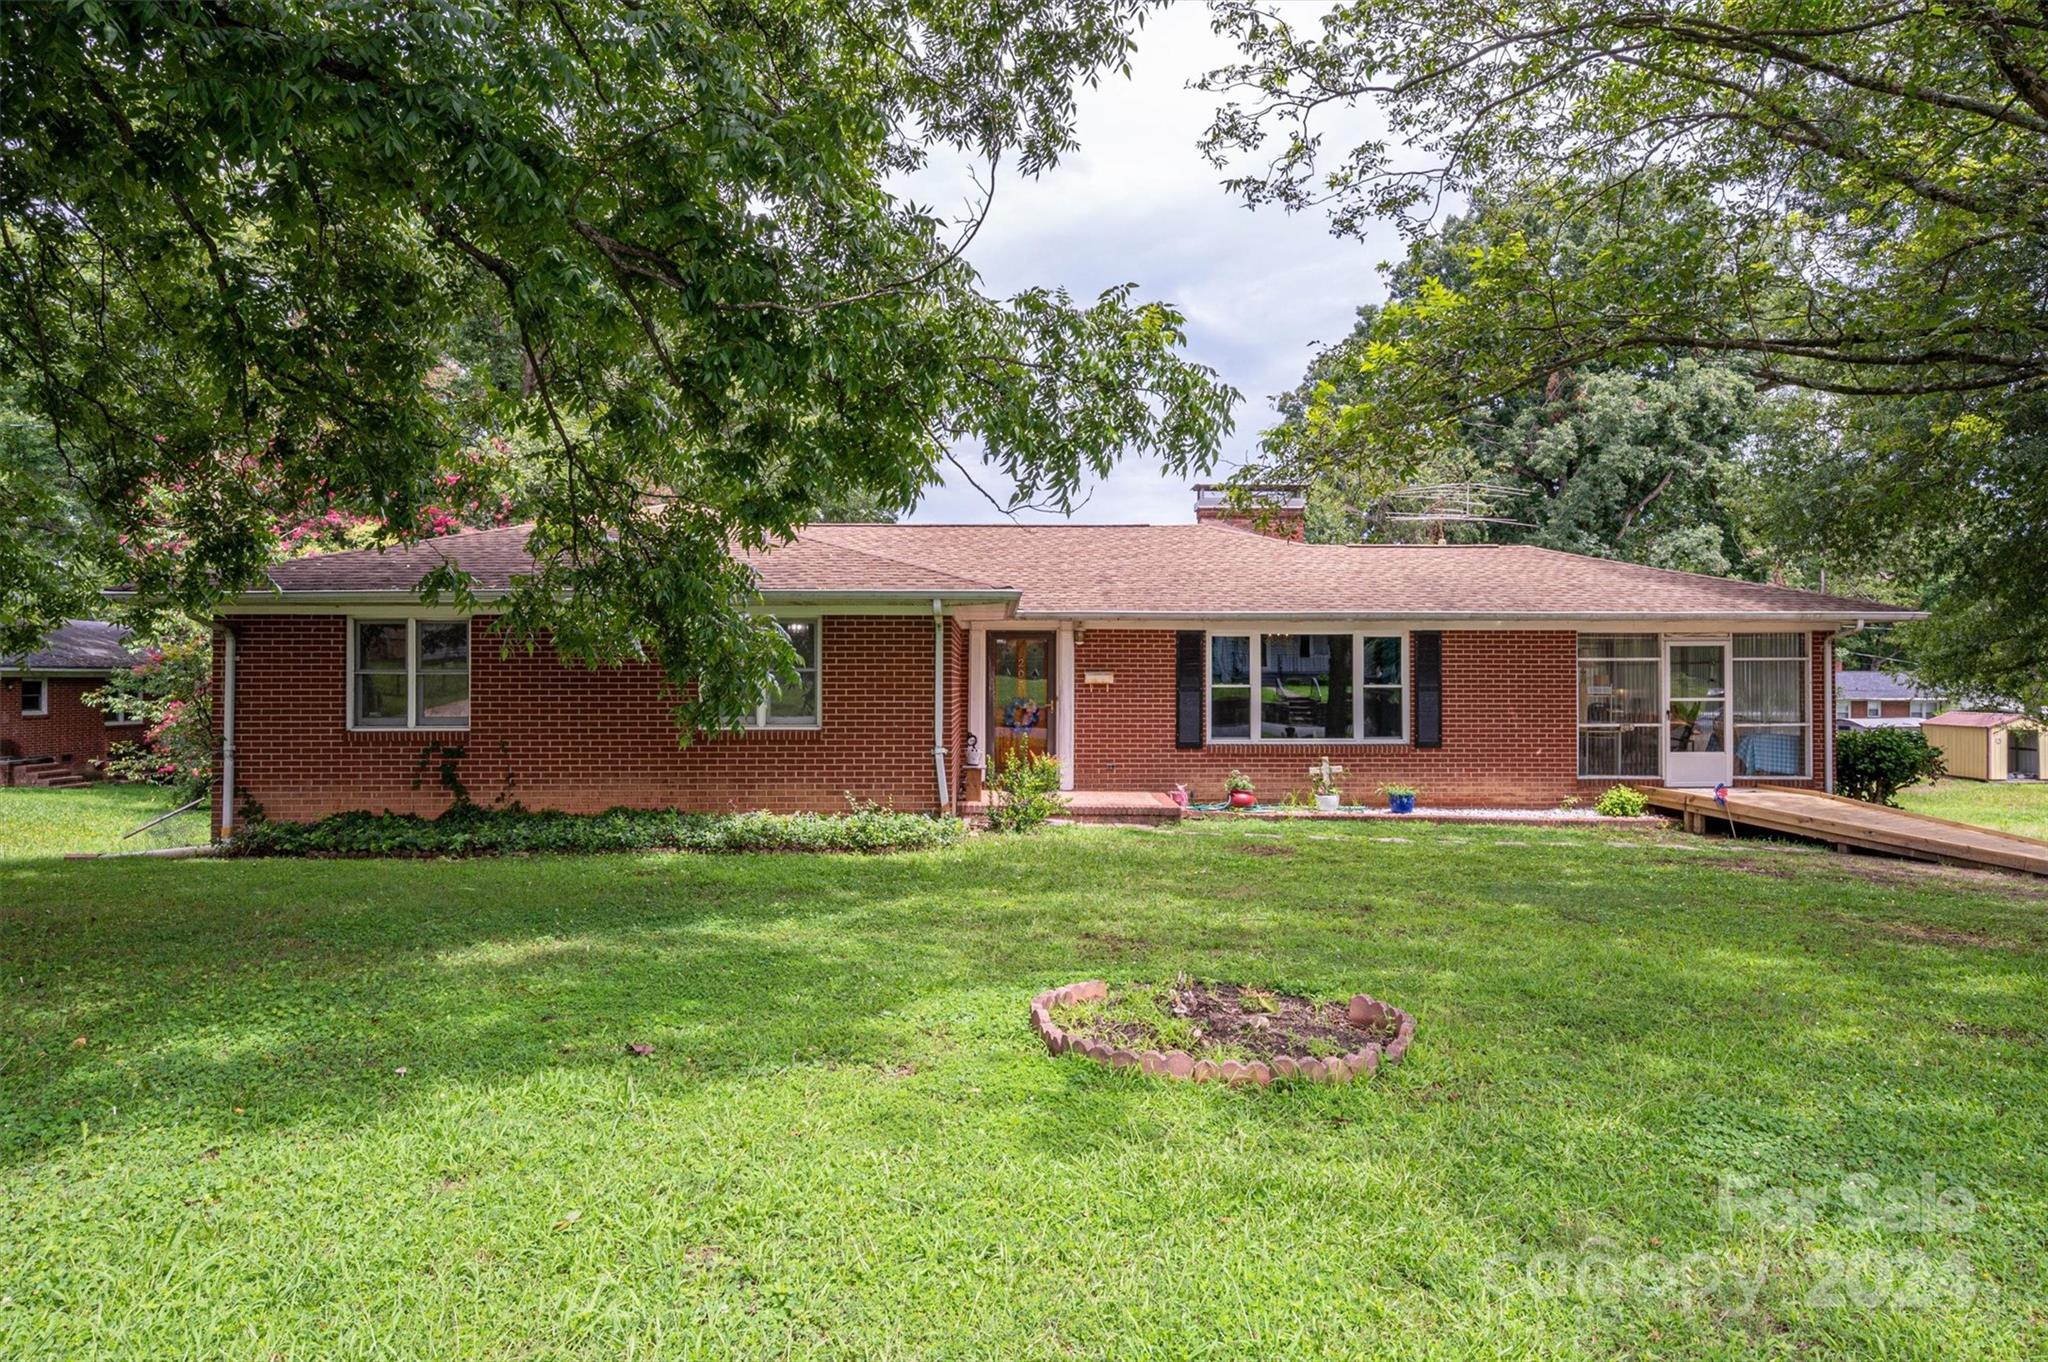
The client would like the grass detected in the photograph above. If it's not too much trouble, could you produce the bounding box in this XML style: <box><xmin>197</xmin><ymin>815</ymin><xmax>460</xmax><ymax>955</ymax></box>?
<box><xmin>0</xmin><ymin>783</ymin><xmax>208</xmax><ymax>858</ymax></box>
<box><xmin>1897</xmin><ymin>778</ymin><xmax>2048</xmax><ymax>841</ymax></box>
<box><xmin>4</xmin><ymin>795</ymin><xmax>2047</xmax><ymax>1357</ymax></box>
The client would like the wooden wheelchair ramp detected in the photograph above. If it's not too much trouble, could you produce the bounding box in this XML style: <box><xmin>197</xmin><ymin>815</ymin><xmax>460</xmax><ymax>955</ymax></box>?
<box><xmin>1641</xmin><ymin>785</ymin><xmax>2048</xmax><ymax>877</ymax></box>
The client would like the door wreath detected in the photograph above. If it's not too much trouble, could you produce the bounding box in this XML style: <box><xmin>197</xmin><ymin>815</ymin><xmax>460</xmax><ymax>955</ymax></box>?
<box><xmin>1002</xmin><ymin>697</ymin><xmax>1043</xmax><ymax>733</ymax></box>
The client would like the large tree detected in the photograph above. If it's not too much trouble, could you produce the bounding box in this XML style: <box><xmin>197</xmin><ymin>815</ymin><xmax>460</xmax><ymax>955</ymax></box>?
<box><xmin>1270</xmin><ymin>186</ymin><xmax>1763</xmax><ymax>575</ymax></box>
<box><xmin>0</xmin><ymin>0</ymin><xmax>1235</xmax><ymax>729</ymax></box>
<box><xmin>1202</xmin><ymin>1</ymin><xmax>2046</xmax><ymax>698</ymax></box>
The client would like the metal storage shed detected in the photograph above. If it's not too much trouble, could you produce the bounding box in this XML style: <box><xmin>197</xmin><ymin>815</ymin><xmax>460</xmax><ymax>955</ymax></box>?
<box><xmin>1923</xmin><ymin>712</ymin><xmax>2041</xmax><ymax>781</ymax></box>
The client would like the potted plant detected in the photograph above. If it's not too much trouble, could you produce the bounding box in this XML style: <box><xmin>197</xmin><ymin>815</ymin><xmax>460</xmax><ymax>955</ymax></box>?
<box><xmin>1378</xmin><ymin>781</ymin><xmax>1419</xmax><ymax>814</ymax></box>
<box><xmin>1224</xmin><ymin>770</ymin><xmax>1257</xmax><ymax>809</ymax></box>
<box><xmin>1308</xmin><ymin>757</ymin><xmax>1345</xmax><ymax>813</ymax></box>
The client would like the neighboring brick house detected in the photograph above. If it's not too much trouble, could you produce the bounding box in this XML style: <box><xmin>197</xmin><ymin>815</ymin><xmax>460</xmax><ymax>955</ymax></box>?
<box><xmin>0</xmin><ymin>621</ymin><xmax>146</xmax><ymax>786</ymax></box>
<box><xmin>182</xmin><ymin>490</ymin><xmax>1914</xmax><ymax>837</ymax></box>
<box><xmin>1833</xmin><ymin>668</ymin><xmax>1944</xmax><ymax>728</ymax></box>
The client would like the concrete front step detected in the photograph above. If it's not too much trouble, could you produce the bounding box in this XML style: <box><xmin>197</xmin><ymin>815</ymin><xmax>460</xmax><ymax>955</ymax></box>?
<box><xmin>17</xmin><ymin>764</ymin><xmax>97</xmax><ymax>789</ymax></box>
<box><xmin>963</xmin><ymin>789</ymin><xmax>1185</xmax><ymax>826</ymax></box>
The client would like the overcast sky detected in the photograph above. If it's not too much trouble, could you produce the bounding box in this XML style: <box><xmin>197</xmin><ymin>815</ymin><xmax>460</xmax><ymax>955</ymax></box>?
<box><xmin>904</xmin><ymin>2</ymin><xmax>1407</xmax><ymax>526</ymax></box>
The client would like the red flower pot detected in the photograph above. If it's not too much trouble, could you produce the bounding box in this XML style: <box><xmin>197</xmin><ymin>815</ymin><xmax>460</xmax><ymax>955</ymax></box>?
<box><xmin>1229</xmin><ymin>790</ymin><xmax>1257</xmax><ymax>809</ymax></box>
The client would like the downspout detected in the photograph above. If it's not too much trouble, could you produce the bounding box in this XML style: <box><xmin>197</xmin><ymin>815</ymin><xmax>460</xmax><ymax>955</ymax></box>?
<box><xmin>931</xmin><ymin>599</ymin><xmax>952</xmax><ymax>813</ymax></box>
<box><xmin>219</xmin><ymin>625</ymin><xmax>238</xmax><ymax>841</ymax></box>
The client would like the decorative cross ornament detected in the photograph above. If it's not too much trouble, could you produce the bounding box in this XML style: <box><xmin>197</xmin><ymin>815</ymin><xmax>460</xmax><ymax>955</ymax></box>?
<box><xmin>1308</xmin><ymin>757</ymin><xmax>1345</xmax><ymax>789</ymax></box>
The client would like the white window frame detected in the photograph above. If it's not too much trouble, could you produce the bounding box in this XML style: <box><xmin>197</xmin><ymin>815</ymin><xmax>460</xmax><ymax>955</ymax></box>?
<box><xmin>743</xmin><ymin>615</ymin><xmax>822</xmax><ymax>731</ymax></box>
<box><xmin>1205</xmin><ymin>630</ymin><xmax>1408</xmax><ymax>745</ymax></box>
<box><xmin>19</xmin><ymin>677</ymin><xmax>48</xmax><ymax>717</ymax></box>
<box><xmin>103</xmin><ymin>692</ymin><xmax>149</xmax><ymax>727</ymax></box>
<box><xmin>1731</xmin><ymin>632</ymin><xmax>1810</xmax><ymax>779</ymax></box>
<box><xmin>1576</xmin><ymin>634</ymin><xmax>1662</xmax><ymax>779</ymax></box>
<box><xmin>346</xmin><ymin>617</ymin><xmax>471</xmax><ymax>732</ymax></box>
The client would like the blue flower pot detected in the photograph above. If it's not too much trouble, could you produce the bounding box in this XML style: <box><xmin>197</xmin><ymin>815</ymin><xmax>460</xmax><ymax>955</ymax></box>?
<box><xmin>1388</xmin><ymin>793</ymin><xmax>1416</xmax><ymax>814</ymax></box>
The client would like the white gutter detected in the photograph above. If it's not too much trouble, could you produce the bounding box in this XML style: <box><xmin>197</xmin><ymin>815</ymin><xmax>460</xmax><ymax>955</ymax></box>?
<box><xmin>0</xmin><ymin>667</ymin><xmax>126</xmax><ymax>678</ymax></box>
<box><xmin>931</xmin><ymin>599</ymin><xmax>951</xmax><ymax>813</ymax></box>
<box><xmin>219</xmin><ymin>626</ymin><xmax>238</xmax><ymax>840</ymax></box>
<box><xmin>195</xmin><ymin>587</ymin><xmax>1020</xmax><ymax>611</ymax></box>
<box><xmin>1020</xmin><ymin>609</ymin><xmax>1927</xmax><ymax>624</ymax></box>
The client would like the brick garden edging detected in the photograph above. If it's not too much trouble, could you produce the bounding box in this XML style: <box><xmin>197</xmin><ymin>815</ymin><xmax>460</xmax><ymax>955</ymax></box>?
<box><xmin>1031</xmin><ymin>981</ymin><xmax>1415</xmax><ymax>1086</ymax></box>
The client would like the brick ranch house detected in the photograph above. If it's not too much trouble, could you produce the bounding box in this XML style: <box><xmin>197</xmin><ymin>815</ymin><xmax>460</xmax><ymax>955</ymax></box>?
<box><xmin>184</xmin><ymin>492</ymin><xmax>1914</xmax><ymax>836</ymax></box>
<box><xmin>0</xmin><ymin>620</ymin><xmax>146</xmax><ymax>786</ymax></box>
<box><xmin>1832</xmin><ymin>667</ymin><xmax>1945</xmax><ymax>728</ymax></box>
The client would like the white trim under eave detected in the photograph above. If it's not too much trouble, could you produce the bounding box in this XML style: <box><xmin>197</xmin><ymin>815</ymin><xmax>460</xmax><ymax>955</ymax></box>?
<box><xmin>203</xmin><ymin>589</ymin><xmax>1018</xmax><ymax>616</ymax></box>
<box><xmin>0</xmin><ymin>667</ymin><xmax>124</xmax><ymax>678</ymax></box>
<box><xmin>1011</xmin><ymin>611</ymin><xmax>1924</xmax><ymax>629</ymax></box>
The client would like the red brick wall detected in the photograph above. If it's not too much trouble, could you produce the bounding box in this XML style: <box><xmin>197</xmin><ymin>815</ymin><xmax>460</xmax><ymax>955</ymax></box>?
<box><xmin>1</xmin><ymin>676</ymin><xmax>126</xmax><ymax>771</ymax></box>
<box><xmin>1066</xmin><ymin>628</ymin><xmax>1578</xmax><ymax>805</ymax></box>
<box><xmin>213</xmin><ymin>616</ymin><xmax>1833</xmax><ymax>828</ymax></box>
<box><xmin>1063</xmin><ymin>627</ymin><xmax>1831</xmax><ymax>806</ymax></box>
<box><xmin>215</xmin><ymin>614</ymin><xmax>950</xmax><ymax>831</ymax></box>
<box><xmin>1840</xmin><ymin>697</ymin><xmax>1911</xmax><ymax>719</ymax></box>
<box><xmin>1193</xmin><ymin>508</ymin><xmax>1307</xmax><ymax>540</ymax></box>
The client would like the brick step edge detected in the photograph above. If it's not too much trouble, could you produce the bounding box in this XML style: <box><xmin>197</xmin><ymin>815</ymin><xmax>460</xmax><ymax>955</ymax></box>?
<box><xmin>1029</xmin><ymin>980</ymin><xmax>1413</xmax><ymax>1087</ymax></box>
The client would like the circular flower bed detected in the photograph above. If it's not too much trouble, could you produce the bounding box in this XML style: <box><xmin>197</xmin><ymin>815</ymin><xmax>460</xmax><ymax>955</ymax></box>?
<box><xmin>1030</xmin><ymin>979</ymin><xmax>1414</xmax><ymax>1086</ymax></box>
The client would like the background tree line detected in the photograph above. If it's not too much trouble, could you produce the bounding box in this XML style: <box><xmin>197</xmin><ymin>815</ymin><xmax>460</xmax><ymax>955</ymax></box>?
<box><xmin>1207</xmin><ymin>1</ymin><xmax>2048</xmax><ymax>720</ymax></box>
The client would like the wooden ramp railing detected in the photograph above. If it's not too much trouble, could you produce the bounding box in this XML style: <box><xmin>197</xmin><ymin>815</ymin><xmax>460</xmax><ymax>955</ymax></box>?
<box><xmin>1638</xmin><ymin>784</ymin><xmax>2048</xmax><ymax>877</ymax></box>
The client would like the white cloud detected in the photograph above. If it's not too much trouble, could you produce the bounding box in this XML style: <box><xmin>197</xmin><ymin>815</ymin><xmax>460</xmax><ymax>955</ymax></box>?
<box><xmin>903</xmin><ymin>2</ymin><xmax>1405</xmax><ymax>525</ymax></box>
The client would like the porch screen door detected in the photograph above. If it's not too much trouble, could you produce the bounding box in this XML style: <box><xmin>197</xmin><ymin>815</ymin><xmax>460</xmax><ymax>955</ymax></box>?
<box><xmin>1666</xmin><ymin>639</ymin><xmax>1732</xmax><ymax>787</ymax></box>
<box><xmin>988</xmin><ymin>632</ymin><xmax>1056</xmax><ymax>771</ymax></box>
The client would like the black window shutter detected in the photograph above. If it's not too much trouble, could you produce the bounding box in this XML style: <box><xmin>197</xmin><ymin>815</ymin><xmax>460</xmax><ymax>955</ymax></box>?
<box><xmin>1413</xmin><ymin>631</ymin><xmax>1443</xmax><ymax>748</ymax></box>
<box><xmin>1175</xmin><ymin>631</ymin><xmax>1205</xmax><ymax>748</ymax></box>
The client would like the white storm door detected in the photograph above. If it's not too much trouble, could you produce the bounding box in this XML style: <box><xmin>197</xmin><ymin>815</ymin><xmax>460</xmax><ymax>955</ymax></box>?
<box><xmin>1665</xmin><ymin>639</ymin><xmax>1733</xmax><ymax>787</ymax></box>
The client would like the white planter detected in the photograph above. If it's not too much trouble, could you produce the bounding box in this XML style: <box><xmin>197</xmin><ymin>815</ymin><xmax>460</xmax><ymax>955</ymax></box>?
<box><xmin>1316</xmin><ymin>792</ymin><xmax>1341</xmax><ymax>812</ymax></box>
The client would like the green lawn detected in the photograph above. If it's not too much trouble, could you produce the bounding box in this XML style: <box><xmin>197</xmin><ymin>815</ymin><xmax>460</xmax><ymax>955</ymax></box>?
<box><xmin>1898</xmin><ymin>778</ymin><xmax>2048</xmax><ymax>842</ymax></box>
<box><xmin>0</xmin><ymin>782</ymin><xmax>210</xmax><ymax>858</ymax></box>
<box><xmin>3</xmin><ymin>797</ymin><xmax>2045</xmax><ymax>1357</ymax></box>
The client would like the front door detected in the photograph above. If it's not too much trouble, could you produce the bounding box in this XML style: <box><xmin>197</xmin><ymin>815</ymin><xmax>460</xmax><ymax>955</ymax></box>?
<box><xmin>988</xmin><ymin>632</ymin><xmax>1057</xmax><ymax>772</ymax></box>
<box><xmin>1666</xmin><ymin>639</ymin><xmax>1732</xmax><ymax>787</ymax></box>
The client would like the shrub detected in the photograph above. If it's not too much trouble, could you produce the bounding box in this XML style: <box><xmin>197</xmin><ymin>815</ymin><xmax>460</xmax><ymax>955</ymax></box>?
<box><xmin>984</xmin><ymin>748</ymin><xmax>1068</xmax><ymax>833</ymax></box>
<box><xmin>86</xmin><ymin>617</ymin><xmax>213</xmax><ymax>798</ymax></box>
<box><xmin>1836</xmin><ymin>727</ymin><xmax>1947</xmax><ymax>806</ymax></box>
<box><xmin>226</xmin><ymin>804</ymin><xmax>965</xmax><ymax>858</ymax></box>
<box><xmin>1593</xmin><ymin>785</ymin><xmax>1650</xmax><ymax>818</ymax></box>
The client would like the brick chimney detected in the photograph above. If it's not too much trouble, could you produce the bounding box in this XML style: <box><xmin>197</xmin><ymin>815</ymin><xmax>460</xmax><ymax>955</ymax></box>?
<box><xmin>1194</xmin><ymin>483</ymin><xmax>1308</xmax><ymax>541</ymax></box>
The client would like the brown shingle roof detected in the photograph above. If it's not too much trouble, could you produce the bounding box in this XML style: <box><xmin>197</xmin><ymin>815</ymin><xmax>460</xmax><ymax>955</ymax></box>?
<box><xmin>741</xmin><ymin>534</ymin><xmax>1004</xmax><ymax>595</ymax></box>
<box><xmin>802</xmin><ymin>524</ymin><xmax>1905</xmax><ymax>619</ymax></box>
<box><xmin>0</xmin><ymin>620</ymin><xmax>142</xmax><ymax>673</ymax></box>
<box><xmin>239</xmin><ymin>521</ymin><xmax>1911</xmax><ymax>621</ymax></box>
<box><xmin>262</xmin><ymin>526</ymin><xmax>542</xmax><ymax>595</ymax></box>
<box><xmin>254</xmin><ymin>524</ymin><xmax>1008</xmax><ymax>598</ymax></box>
